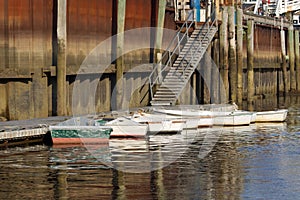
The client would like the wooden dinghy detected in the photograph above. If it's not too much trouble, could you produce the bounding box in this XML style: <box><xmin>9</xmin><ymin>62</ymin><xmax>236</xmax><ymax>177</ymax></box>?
<box><xmin>49</xmin><ymin>125</ymin><xmax>112</xmax><ymax>145</ymax></box>
<box><xmin>96</xmin><ymin>117</ymin><xmax>149</xmax><ymax>138</ymax></box>
<box><xmin>255</xmin><ymin>109</ymin><xmax>288</xmax><ymax>122</ymax></box>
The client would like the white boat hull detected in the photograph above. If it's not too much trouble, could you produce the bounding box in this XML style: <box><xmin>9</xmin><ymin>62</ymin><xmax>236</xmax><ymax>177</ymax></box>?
<box><xmin>255</xmin><ymin>109</ymin><xmax>288</xmax><ymax>122</ymax></box>
<box><xmin>101</xmin><ymin>117</ymin><xmax>149</xmax><ymax>137</ymax></box>
<box><xmin>212</xmin><ymin>112</ymin><xmax>253</xmax><ymax>126</ymax></box>
<box><xmin>109</xmin><ymin>125</ymin><xmax>148</xmax><ymax>137</ymax></box>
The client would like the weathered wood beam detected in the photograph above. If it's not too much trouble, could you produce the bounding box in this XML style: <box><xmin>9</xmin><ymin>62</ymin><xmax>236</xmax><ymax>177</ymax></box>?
<box><xmin>228</xmin><ymin>6</ymin><xmax>237</xmax><ymax>103</ymax></box>
<box><xmin>155</xmin><ymin>0</ymin><xmax>166</xmax><ymax>53</ymax></box>
<box><xmin>116</xmin><ymin>0</ymin><xmax>126</xmax><ymax>110</ymax></box>
<box><xmin>236</xmin><ymin>6</ymin><xmax>243</xmax><ymax>106</ymax></box>
<box><xmin>295</xmin><ymin>30</ymin><xmax>300</xmax><ymax>92</ymax></box>
<box><xmin>247</xmin><ymin>19</ymin><xmax>254</xmax><ymax>110</ymax></box>
<box><xmin>288</xmin><ymin>25</ymin><xmax>296</xmax><ymax>91</ymax></box>
<box><xmin>219</xmin><ymin>6</ymin><xmax>229</xmax><ymax>102</ymax></box>
<box><xmin>243</xmin><ymin>13</ymin><xmax>291</xmax><ymax>29</ymax></box>
<box><xmin>281</xmin><ymin>28</ymin><xmax>289</xmax><ymax>95</ymax></box>
<box><xmin>57</xmin><ymin>0</ymin><xmax>67</xmax><ymax>116</ymax></box>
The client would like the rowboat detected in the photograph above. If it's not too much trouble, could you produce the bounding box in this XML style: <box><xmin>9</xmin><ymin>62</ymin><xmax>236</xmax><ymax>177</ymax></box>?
<box><xmin>134</xmin><ymin>112</ymin><xmax>213</xmax><ymax>129</ymax></box>
<box><xmin>212</xmin><ymin>111</ymin><xmax>254</xmax><ymax>126</ymax></box>
<box><xmin>152</xmin><ymin>108</ymin><xmax>254</xmax><ymax>126</ymax></box>
<box><xmin>49</xmin><ymin>125</ymin><xmax>112</xmax><ymax>145</ymax></box>
<box><xmin>96</xmin><ymin>117</ymin><xmax>149</xmax><ymax>138</ymax></box>
<box><xmin>131</xmin><ymin>113</ymin><xmax>185</xmax><ymax>133</ymax></box>
<box><xmin>255</xmin><ymin>109</ymin><xmax>288</xmax><ymax>122</ymax></box>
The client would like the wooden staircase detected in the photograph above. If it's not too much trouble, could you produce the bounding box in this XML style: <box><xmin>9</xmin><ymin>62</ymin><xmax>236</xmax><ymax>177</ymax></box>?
<box><xmin>149</xmin><ymin>11</ymin><xmax>217</xmax><ymax>106</ymax></box>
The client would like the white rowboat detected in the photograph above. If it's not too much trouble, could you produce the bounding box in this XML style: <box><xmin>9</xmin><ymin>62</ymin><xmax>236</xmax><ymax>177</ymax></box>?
<box><xmin>255</xmin><ymin>109</ymin><xmax>288</xmax><ymax>122</ymax></box>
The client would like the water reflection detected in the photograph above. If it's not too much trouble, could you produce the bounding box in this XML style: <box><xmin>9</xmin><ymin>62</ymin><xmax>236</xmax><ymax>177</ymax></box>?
<box><xmin>1</xmin><ymin>96</ymin><xmax>300</xmax><ymax>199</ymax></box>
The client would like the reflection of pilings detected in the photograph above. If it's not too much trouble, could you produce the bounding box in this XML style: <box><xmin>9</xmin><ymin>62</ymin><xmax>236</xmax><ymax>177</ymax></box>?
<box><xmin>55</xmin><ymin>169</ymin><xmax>69</xmax><ymax>200</ymax></box>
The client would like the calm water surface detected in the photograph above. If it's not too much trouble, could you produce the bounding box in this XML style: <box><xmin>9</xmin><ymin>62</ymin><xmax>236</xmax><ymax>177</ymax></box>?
<box><xmin>1</xmin><ymin>98</ymin><xmax>300</xmax><ymax>199</ymax></box>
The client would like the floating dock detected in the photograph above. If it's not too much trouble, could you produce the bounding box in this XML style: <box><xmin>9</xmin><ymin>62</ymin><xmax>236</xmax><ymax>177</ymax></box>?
<box><xmin>0</xmin><ymin>116</ymin><xmax>69</xmax><ymax>147</ymax></box>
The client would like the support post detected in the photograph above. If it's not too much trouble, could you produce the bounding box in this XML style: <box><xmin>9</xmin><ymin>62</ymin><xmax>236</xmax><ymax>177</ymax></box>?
<box><xmin>57</xmin><ymin>0</ymin><xmax>67</xmax><ymax>116</ymax></box>
<box><xmin>288</xmin><ymin>24</ymin><xmax>296</xmax><ymax>91</ymax></box>
<box><xmin>281</xmin><ymin>27</ymin><xmax>288</xmax><ymax>95</ymax></box>
<box><xmin>116</xmin><ymin>0</ymin><xmax>126</xmax><ymax>110</ymax></box>
<box><xmin>236</xmin><ymin>6</ymin><xmax>243</xmax><ymax>106</ymax></box>
<box><xmin>295</xmin><ymin>30</ymin><xmax>300</xmax><ymax>92</ymax></box>
<box><xmin>247</xmin><ymin>19</ymin><xmax>254</xmax><ymax>110</ymax></box>
<box><xmin>212</xmin><ymin>39</ymin><xmax>220</xmax><ymax>103</ymax></box>
<box><xmin>155</xmin><ymin>0</ymin><xmax>166</xmax><ymax>54</ymax></box>
<box><xmin>219</xmin><ymin>6</ymin><xmax>229</xmax><ymax>102</ymax></box>
<box><xmin>228</xmin><ymin>6</ymin><xmax>237</xmax><ymax>103</ymax></box>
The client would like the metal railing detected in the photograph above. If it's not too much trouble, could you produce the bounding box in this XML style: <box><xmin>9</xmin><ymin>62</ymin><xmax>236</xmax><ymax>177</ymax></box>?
<box><xmin>170</xmin><ymin>9</ymin><xmax>217</xmax><ymax>102</ymax></box>
<box><xmin>148</xmin><ymin>8</ymin><xmax>217</xmax><ymax>101</ymax></box>
<box><xmin>148</xmin><ymin>11</ymin><xmax>194</xmax><ymax>100</ymax></box>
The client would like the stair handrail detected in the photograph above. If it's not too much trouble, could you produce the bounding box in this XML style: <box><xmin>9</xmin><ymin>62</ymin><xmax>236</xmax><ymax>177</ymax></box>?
<box><xmin>172</xmin><ymin>8</ymin><xmax>217</xmax><ymax>101</ymax></box>
<box><xmin>149</xmin><ymin>11</ymin><xmax>195</xmax><ymax>99</ymax></box>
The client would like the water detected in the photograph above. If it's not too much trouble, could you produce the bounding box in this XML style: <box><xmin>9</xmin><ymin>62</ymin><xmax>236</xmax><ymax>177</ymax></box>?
<box><xmin>1</xmin><ymin>98</ymin><xmax>300</xmax><ymax>199</ymax></box>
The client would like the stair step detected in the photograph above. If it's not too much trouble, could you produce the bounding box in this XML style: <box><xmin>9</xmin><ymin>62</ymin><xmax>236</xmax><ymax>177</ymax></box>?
<box><xmin>151</xmin><ymin>97</ymin><xmax>177</xmax><ymax>101</ymax></box>
<box><xmin>154</xmin><ymin>95</ymin><xmax>177</xmax><ymax>98</ymax></box>
<box><xmin>156</xmin><ymin>91</ymin><xmax>176</xmax><ymax>95</ymax></box>
<box><xmin>150</xmin><ymin>101</ymin><xmax>173</xmax><ymax>106</ymax></box>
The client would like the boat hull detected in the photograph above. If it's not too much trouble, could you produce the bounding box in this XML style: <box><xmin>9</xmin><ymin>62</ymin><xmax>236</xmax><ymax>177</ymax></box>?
<box><xmin>109</xmin><ymin>125</ymin><xmax>148</xmax><ymax>138</ymax></box>
<box><xmin>49</xmin><ymin>126</ymin><xmax>112</xmax><ymax>145</ymax></box>
<box><xmin>212</xmin><ymin>112</ymin><xmax>253</xmax><ymax>126</ymax></box>
<box><xmin>255</xmin><ymin>109</ymin><xmax>288</xmax><ymax>122</ymax></box>
<box><xmin>147</xmin><ymin>121</ymin><xmax>185</xmax><ymax>133</ymax></box>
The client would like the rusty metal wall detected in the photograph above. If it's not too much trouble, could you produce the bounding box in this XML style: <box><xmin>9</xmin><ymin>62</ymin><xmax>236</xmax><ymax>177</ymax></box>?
<box><xmin>66</xmin><ymin>0</ymin><xmax>113</xmax><ymax>75</ymax></box>
<box><xmin>0</xmin><ymin>0</ymin><xmax>53</xmax><ymax>77</ymax></box>
<box><xmin>0</xmin><ymin>0</ymin><xmax>53</xmax><ymax>120</ymax></box>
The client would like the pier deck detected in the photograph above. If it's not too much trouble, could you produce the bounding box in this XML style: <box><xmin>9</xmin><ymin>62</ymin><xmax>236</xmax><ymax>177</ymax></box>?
<box><xmin>0</xmin><ymin>116</ymin><xmax>70</xmax><ymax>146</ymax></box>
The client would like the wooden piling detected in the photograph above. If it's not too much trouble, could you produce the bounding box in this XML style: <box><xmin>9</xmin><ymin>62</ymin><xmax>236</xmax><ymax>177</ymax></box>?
<box><xmin>203</xmin><ymin>44</ymin><xmax>212</xmax><ymax>104</ymax></box>
<box><xmin>295</xmin><ymin>30</ymin><xmax>300</xmax><ymax>92</ymax></box>
<box><xmin>228</xmin><ymin>6</ymin><xmax>237</xmax><ymax>103</ymax></box>
<box><xmin>0</xmin><ymin>83</ymin><xmax>7</xmax><ymax>119</ymax></box>
<box><xmin>288</xmin><ymin>24</ymin><xmax>296</xmax><ymax>91</ymax></box>
<box><xmin>247</xmin><ymin>19</ymin><xmax>254</xmax><ymax>109</ymax></box>
<box><xmin>155</xmin><ymin>0</ymin><xmax>166</xmax><ymax>54</ymax></box>
<box><xmin>281</xmin><ymin>27</ymin><xmax>288</xmax><ymax>95</ymax></box>
<box><xmin>212</xmin><ymin>39</ymin><xmax>220</xmax><ymax>103</ymax></box>
<box><xmin>219</xmin><ymin>6</ymin><xmax>229</xmax><ymax>102</ymax></box>
<box><xmin>236</xmin><ymin>6</ymin><xmax>243</xmax><ymax>106</ymax></box>
<box><xmin>57</xmin><ymin>0</ymin><xmax>67</xmax><ymax>116</ymax></box>
<box><xmin>116</xmin><ymin>0</ymin><xmax>126</xmax><ymax>110</ymax></box>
